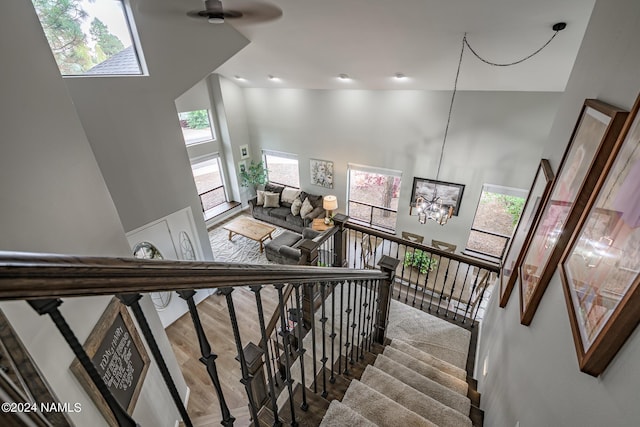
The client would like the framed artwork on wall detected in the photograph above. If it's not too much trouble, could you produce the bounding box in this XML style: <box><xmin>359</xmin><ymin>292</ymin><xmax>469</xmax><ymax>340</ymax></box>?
<box><xmin>239</xmin><ymin>144</ymin><xmax>250</xmax><ymax>159</ymax></box>
<box><xmin>310</xmin><ymin>158</ymin><xmax>334</xmax><ymax>188</ymax></box>
<box><xmin>238</xmin><ymin>160</ymin><xmax>247</xmax><ymax>175</ymax></box>
<box><xmin>70</xmin><ymin>298</ymin><xmax>150</xmax><ymax>426</ymax></box>
<box><xmin>518</xmin><ymin>99</ymin><xmax>628</xmax><ymax>325</ymax></box>
<box><xmin>560</xmin><ymin>94</ymin><xmax>640</xmax><ymax>376</ymax></box>
<box><xmin>500</xmin><ymin>159</ymin><xmax>554</xmax><ymax>307</ymax></box>
<box><xmin>410</xmin><ymin>178</ymin><xmax>465</xmax><ymax>216</ymax></box>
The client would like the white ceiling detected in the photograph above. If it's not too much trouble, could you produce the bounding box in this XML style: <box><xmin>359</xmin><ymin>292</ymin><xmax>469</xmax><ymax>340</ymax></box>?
<box><xmin>156</xmin><ymin>0</ymin><xmax>597</xmax><ymax>91</ymax></box>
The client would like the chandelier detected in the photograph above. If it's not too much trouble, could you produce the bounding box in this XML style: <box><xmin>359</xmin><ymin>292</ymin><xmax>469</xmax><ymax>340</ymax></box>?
<box><xmin>414</xmin><ymin>23</ymin><xmax>566</xmax><ymax>226</ymax></box>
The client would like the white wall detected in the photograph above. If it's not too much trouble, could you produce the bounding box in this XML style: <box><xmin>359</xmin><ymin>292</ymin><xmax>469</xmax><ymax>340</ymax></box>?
<box><xmin>0</xmin><ymin>1</ymin><xmax>189</xmax><ymax>425</ymax></box>
<box><xmin>476</xmin><ymin>0</ymin><xmax>640</xmax><ymax>426</ymax></box>
<box><xmin>240</xmin><ymin>88</ymin><xmax>560</xmax><ymax>249</ymax></box>
<box><xmin>63</xmin><ymin>0</ymin><xmax>250</xmax><ymax>262</ymax></box>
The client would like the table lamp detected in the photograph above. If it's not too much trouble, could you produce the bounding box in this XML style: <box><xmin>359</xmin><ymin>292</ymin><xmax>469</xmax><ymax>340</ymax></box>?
<box><xmin>323</xmin><ymin>195</ymin><xmax>338</xmax><ymax>224</ymax></box>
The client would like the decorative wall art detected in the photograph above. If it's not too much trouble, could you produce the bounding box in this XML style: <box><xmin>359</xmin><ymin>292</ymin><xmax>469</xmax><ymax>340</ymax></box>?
<box><xmin>560</xmin><ymin>94</ymin><xmax>640</xmax><ymax>376</ymax></box>
<box><xmin>310</xmin><ymin>159</ymin><xmax>334</xmax><ymax>188</ymax></box>
<box><xmin>239</xmin><ymin>144</ymin><xmax>250</xmax><ymax>159</ymax></box>
<box><xmin>410</xmin><ymin>178</ymin><xmax>465</xmax><ymax>216</ymax></box>
<box><xmin>238</xmin><ymin>160</ymin><xmax>247</xmax><ymax>175</ymax></box>
<box><xmin>70</xmin><ymin>298</ymin><xmax>150</xmax><ymax>426</ymax></box>
<box><xmin>500</xmin><ymin>159</ymin><xmax>555</xmax><ymax>307</ymax></box>
<box><xmin>518</xmin><ymin>99</ymin><xmax>628</xmax><ymax>325</ymax></box>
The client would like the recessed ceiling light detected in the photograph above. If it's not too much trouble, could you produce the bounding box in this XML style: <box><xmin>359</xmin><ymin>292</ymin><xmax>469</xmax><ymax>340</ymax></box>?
<box><xmin>268</xmin><ymin>75</ymin><xmax>281</xmax><ymax>82</ymax></box>
<box><xmin>394</xmin><ymin>73</ymin><xmax>407</xmax><ymax>79</ymax></box>
<box><xmin>234</xmin><ymin>75</ymin><xmax>246</xmax><ymax>81</ymax></box>
<box><xmin>338</xmin><ymin>73</ymin><xmax>351</xmax><ymax>80</ymax></box>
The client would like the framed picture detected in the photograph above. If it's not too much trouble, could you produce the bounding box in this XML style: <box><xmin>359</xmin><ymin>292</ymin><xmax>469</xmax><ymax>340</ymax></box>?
<box><xmin>518</xmin><ymin>99</ymin><xmax>628</xmax><ymax>325</ymax></box>
<box><xmin>560</xmin><ymin>94</ymin><xmax>640</xmax><ymax>376</ymax></box>
<box><xmin>500</xmin><ymin>159</ymin><xmax>554</xmax><ymax>307</ymax></box>
<box><xmin>410</xmin><ymin>177</ymin><xmax>465</xmax><ymax>216</ymax></box>
<box><xmin>310</xmin><ymin>158</ymin><xmax>334</xmax><ymax>188</ymax></box>
<box><xmin>239</xmin><ymin>144</ymin><xmax>250</xmax><ymax>159</ymax></box>
<box><xmin>70</xmin><ymin>298</ymin><xmax>150</xmax><ymax>426</ymax></box>
<box><xmin>238</xmin><ymin>160</ymin><xmax>247</xmax><ymax>175</ymax></box>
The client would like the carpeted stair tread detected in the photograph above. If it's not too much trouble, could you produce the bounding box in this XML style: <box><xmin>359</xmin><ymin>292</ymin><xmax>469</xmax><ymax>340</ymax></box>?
<box><xmin>390</xmin><ymin>339</ymin><xmax>467</xmax><ymax>380</ymax></box>
<box><xmin>387</xmin><ymin>299</ymin><xmax>470</xmax><ymax>369</ymax></box>
<box><xmin>360</xmin><ymin>365</ymin><xmax>472</xmax><ymax>427</ymax></box>
<box><xmin>319</xmin><ymin>400</ymin><xmax>377</xmax><ymax>427</ymax></box>
<box><xmin>374</xmin><ymin>354</ymin><xmax>471</xmax><ymax>416</ymax></box>
<box><xmin>383</xmin><ymin>346</ymin><xmax>468</xmax><ymax>395</ymax></box>
<box><xmin>342</xmin><ymin>380</ymin><xmax>438</xmax><ymax>427</ymax></box>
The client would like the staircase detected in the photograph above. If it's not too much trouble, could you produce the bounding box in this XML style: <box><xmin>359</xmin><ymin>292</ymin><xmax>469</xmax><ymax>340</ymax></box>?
<box><xmin>260</xmin><ymin>294</ymin><xmax>484</xmax><ymax>427</ymax></box>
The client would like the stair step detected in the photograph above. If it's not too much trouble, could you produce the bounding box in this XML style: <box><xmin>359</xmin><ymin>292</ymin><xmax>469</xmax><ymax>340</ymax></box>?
<box><xmin>374</xmin><ymin>354</ymin><xmax>471</xmax><ymax>416</ymax></box>
<box><xmin>360</xmin><ymin>365</ymin><xmax>472</xmax><ymax>427</ymax></box>
<box><xmin>383</xmin><ymin>346</ymin><xmax>468</xmax><ymax>395</ymax></box>
<box><xmin>319</xmin><ymin>400</ymin><xmax>376</xmax><ymax>427</ymax></box>
<box><xmin>342</xmin><ymin>380</ymin><xmax>438</xmax><ymax>427</ymax></box>
<box><xmin>390</xmin><ymin>339</ymin><xmax>467</xmax><ymax>380</ymax></box>
<box><xmin>470</xmin><ymin>405</ymin><xmax>485</xmax><ymax>427</ymax></box>
<box><xmin>262</xmin><ymin>383</ymin><xmax>330</xmax><ymax>427</ymax></box>
<box><xmin>468</xmin><ymin>385</ymin><xmax>481</xmax><ymax>408</ymax></box>
<box><xmin>313</xmin><ymin>367</ymin><xmax>352</xmax><ymax>402</ymax></box>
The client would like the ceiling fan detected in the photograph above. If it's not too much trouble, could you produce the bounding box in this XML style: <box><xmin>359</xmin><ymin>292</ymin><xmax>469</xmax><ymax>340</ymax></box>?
<box><xmin>186</xmin><ymin>0</ymin><xmax>282</xmax><ymax>24</ymax></box>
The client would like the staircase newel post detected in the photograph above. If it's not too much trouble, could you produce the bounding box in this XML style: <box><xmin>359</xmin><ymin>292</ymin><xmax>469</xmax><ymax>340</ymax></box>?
<box><xmin>116</xmin><ymin>294</ymin><xmax>194</xmax><ymax>427</ymax></box>
<box><xmin>332</xmin><ymin>214</ymin><xmax>349</xmax><ymax>267</ymax></box>
<box><xmin>374</xmin><ymin>256</ymin><xmax>400</xmax><ymax>345</ymax></box>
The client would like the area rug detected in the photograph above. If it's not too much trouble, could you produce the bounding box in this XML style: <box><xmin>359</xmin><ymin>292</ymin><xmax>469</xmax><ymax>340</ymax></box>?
<box><xmin>207</xmin><ymin>214</ymin><xmax>285</xmax><ymax>264</ymax></box>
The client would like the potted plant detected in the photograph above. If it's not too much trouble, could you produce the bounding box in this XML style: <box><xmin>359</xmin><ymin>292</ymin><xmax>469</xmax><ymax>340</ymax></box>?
<box><xmin>403</xmin><ymin>249</ymin><xmax>438</xmax><ymax>274</ymax></box>
<box><xmin>239</xmin><ymin>160</ymin><xmax>268</xmax><ymax>190</ymax></box>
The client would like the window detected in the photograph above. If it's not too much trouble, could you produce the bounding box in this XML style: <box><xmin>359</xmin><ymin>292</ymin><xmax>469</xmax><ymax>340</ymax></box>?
<box><xmin>32</xmin><ymin>0</ymin><xmax>143</xmax><ymax>76</ymax></box>
<box><xmin>347</xmin><ymin>164</ymin><xmax>402</xmax><ymax>232</ymax></box>
<box><xmin>178</xmin><ymin>110</ymin><xmax>215</xmax><ymax>145</ymax></box>
<box><xmin>465</xmin><ymin>184</ymin><xmax>528</xmax><ymax>259</ymax></box>
<box><xmin>191</xmin><ymin>155</ymin><xmax>227</xmax><ymax>215</ymax></box>
<box><xmin>263</xmin><ymin>150</ymin><xmax>300</xmax><ymax>188</ymax></box>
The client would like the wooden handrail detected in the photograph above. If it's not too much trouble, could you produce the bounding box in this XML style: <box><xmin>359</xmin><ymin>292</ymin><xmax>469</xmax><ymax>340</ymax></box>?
<box><xmin>0</xmin><ymin>251</ymin><xmax>388</xmax><ymax>301</ymax></box>
<box><xmin>344</xmin><ymin>221</ymin><xmax>501</xmax><ymax>272</ymax></box>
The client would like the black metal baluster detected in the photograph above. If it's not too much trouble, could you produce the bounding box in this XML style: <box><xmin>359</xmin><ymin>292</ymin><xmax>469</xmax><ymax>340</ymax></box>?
<box><xmin>338</xmin><ymin>280</ymin><xmax>345</xmax><ymax>375</ymax></box>
<box><xmin>28</xmin><ymin>299</ymin><xmax>139</xmax><ymax>427</ymax></box>
<box><xmin>343</xmin><ymin>280</ymin><xmax>352</xmax><ymax>375</ymax></box>
<box><xmin>177</xmin><ymin>291</ymin><xmax>235</xmax><ymax>427</ymax></box>
<box><xmin>329</xmin><ymin>281</ymin><xmax>337</xmax><ymax>384</ymax></box>
<box><xmin>444</xmin><ymin>262</ymin><xmax>462</xmax><ymax>318</ymax></box>
<box><xmin>471</xmin><ymin>271</ymin><xmax>490</xmax><ymax>326</ymax></box>
<box><xmin>463</xmin><ymin>270</ymin><xmax>482</xmax><ymax>324</ymax></box>
<box><xmin>268</xmin><ymin>338</ymin><xmax>279</xmax><ymax>386</ymax></box>
<box><xmin>274</xmin><ymin>284</ymin><xmax>304</xmax><ymax>427</ymax></box>
<box><xmin>453</xmin><ymin>265</ymin><xmax>472</xmax><ymax>321</ymax></box>
<box><xmin>292</xmin><ymin>284</ymin><xmax>308</xmax><ymax>411</ymax></box>
<box><xmin>436</xmin><ymin>259</ymin><xmax>453</xmax><ymax>314</ymax></box>
<box><xmin>307</xmin><ymin>283</ymin><xmax>318</xmax><ymax>393</ymax></box>
<box><xmin>349</xmin><ymin>281</ymin><xmax>358</xmax><ymax>365</ymax></box>
<box><xmin>219</xmin><ymin>288</ymin><xmax>260</xmax><ymax>426</ymax></box>
<box><xmin>117</xmin><ymin>294</ymin><xmax>193</xmax><ymax>427</ymax></box>
<box><xmin>427</xmin><ymin>256</ymin><xmax>442</xmax><ymax>311</ymax></box>
<box><xmin>412</xmin><ymin>254</ymin><xmax>421</xmax><ymax>307</ymax></box>
<box><xmin>363</xmin><ymin>280</ymin><xmax>374</xmax><ymax>353</ymax></box>
<box><xmin>356</xmin><ymin>280</ymin><xmax>366</xmax><ymax>360</ymax></box>
<box><xmin>319</xmin><ymin>282</ymin><xmax>328</xmax><ymax>398</ymax></box>
<box><xmin>249</xmin><ymin>286</ymin><xmax>282</xmax><ymax>426</ymax></box>
<box><xmin>395</xmin><ymin>243</ymin><xmax>403</xmax><ymax>299</ymax></box>
<box><xmin>371</xmin><ymin>279</ymin><xmax>381</xmax><ymax>352</ymax></box>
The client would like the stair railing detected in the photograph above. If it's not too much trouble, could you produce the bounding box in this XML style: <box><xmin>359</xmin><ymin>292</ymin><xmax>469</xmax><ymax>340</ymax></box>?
<box><xmin>0</xmin><ymin>251</ymin><xmax>395</xmax><ymax>427</ymax></box>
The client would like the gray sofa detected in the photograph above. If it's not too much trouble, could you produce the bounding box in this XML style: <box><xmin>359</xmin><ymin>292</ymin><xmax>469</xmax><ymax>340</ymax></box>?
<box><xmin>248</xmin><ymin>183</ymin><xmax>325</xmax><ymax>233</ymax></box>
<box><xmin>265</xmin><ymin>228</ymin><xmax>324</xmax><ymax>265</ymax></box>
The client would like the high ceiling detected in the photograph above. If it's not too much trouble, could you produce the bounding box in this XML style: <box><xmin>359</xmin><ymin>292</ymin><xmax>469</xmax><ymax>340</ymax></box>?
<box><xmin>150</xmin><ymin>0</ymin><xmax>597</xmax><ymax>91</ymax></box>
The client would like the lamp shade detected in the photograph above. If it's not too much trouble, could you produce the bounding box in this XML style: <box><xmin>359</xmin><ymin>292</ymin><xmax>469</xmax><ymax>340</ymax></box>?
<box><xmin>323</xmin><ymin>195</ymin><xmax>338</xmax><ymax>211</ymax></box>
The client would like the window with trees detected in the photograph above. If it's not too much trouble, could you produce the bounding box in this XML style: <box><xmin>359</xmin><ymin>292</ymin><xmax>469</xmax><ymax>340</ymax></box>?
<box><xmin>191</xmin><ymin>155</ymin><xmax>227</xmax><ymax>216</ymax></box>
<box><xmin>31</xmin><ymin>0</ymin><xmax>143</xmax><ymax>76</ymax></box>
<box><xmin>263</xmin><ymin>150</ymin><xmax>300</xmax><ymax>188</ymax></box>
<box><xmin>465</xmin><ymin>184</ymin><xmax>528</xmax><ymax>259</ymax></box>
<box><xmin>347</xmin><ymin>164</ymin><xmax>402</xmax><ymax>232</ymax></box>
<box><xmin>178</xmin><ymin>110</ymin><xmax>215</xmax><ymax>145</ymax></box>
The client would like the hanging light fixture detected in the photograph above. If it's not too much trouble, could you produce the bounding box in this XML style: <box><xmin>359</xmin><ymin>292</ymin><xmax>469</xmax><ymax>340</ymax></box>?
<box><xmin>414</xmin><ymin>22</ymin><xmax>566</xmax><ymax>226</ymax></box>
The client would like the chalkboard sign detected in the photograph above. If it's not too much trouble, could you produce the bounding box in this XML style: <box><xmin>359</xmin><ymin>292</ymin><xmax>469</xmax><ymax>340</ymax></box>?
<box><xmin>71</xmin><ymin>298</ymin><xmax>150</xmax><ymax>426</ymax></box>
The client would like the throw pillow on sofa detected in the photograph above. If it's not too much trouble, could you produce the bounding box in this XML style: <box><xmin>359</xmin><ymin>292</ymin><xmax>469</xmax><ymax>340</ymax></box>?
<box><xmin>281</xmin><ymin>187</ymin><xmax>301</xmax><ymax>205</ymax></box>
<box><xmin>256</xmin><ymin>190</ymin><xmax>266</xmax><ymax>206</ymax></box>
<box><xmin>291</xmin><ymin>197</ymin><xmax>303</xmax><ymax>216</ymax></box>
<box><xmin>300</xmin><ymin>197</ymin><xmax>314</xmax><ymax>219</ymax></box>
<box><xmin>264</xmin><ymin>192</ymin><xmax>281</xmax><ymax>208</ymax></box>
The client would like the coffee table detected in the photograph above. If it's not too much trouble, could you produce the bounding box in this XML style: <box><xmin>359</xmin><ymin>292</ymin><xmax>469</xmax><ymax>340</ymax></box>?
<box><xmin>223</xmin><ymin>217</ymin><xmax>276</xmax><ymax>253</ymax></box>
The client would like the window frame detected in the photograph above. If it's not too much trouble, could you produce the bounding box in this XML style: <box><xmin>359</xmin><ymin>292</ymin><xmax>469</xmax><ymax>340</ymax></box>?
<box><xmin>347</xmin><ymin>163</ymin><xmax>402</xmax><ymax>233</ymax></box>
<box><xmin>262</xmin><ymin>150</ymin><xmax>300</xmax><ymax>189</ymax></box>
<box><xmin>178</xmin><ymin>109</ymin><xmax>216</xmax><ymax>146</ymax></box>
<box><xmin>464</xmin><ymin>184</ymin><xmax>528</xmax><ymax>260</ymax></box>
<box><xmin>190</xmin><ymin>153</ymin><xmax>228</xmax><ymax>216</ymax></box>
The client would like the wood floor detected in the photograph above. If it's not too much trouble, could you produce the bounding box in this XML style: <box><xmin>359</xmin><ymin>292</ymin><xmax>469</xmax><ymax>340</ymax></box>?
<box><xmin>165</xmin><ymin>286</ymin><xmax>280</xmax><ymax>426</ymax></box>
